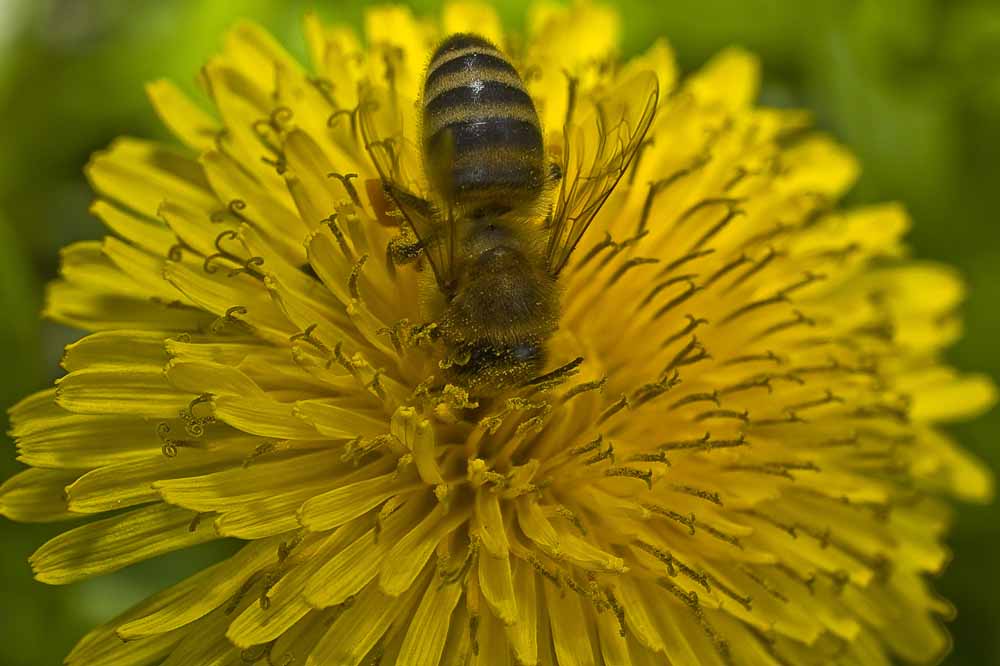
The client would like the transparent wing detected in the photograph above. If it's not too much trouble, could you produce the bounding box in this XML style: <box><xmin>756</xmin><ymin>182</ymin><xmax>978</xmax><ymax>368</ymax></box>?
<box><xmin>545</xmin><ymin>70</ymin><xmax>659</xmax><ymax>275</ymax></box>
<box><xmin>358</xmin><ymin>84</ymin><xmax>456</xmax><ymax>291</ymax></box>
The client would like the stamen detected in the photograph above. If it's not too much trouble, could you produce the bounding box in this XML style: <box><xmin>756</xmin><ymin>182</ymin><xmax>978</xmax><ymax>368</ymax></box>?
<box><xmin>675</xmin><ymin>197</ymin><xmax>746</xmax><ymax>230</ymax></box>
<box><xmin>778</xmin><ymin>271</ymin><xmax>826</xmax><ymax>297</ymax></box>
<box><xmin>584</xmin><ymin>441</ymin><xmax>616</xmax><ymax>466</ymax></box>
<box><xmin>228</xmin><ymin>256</ymin><xmax>265</xmax><ymax>279</ymax></box>
<box><xmin>687</xmin><ymin>206</ymin><xmax>745</xmax><ymax>253</ymax></box>
<box><xmin>561</xmin><ymin>376</ymin><xmax>607</xmax><ymax>402</ymax></box>
<box><xmin>627</xmin><ymin>451</ymin><xmax>670</xmax><ymax>466</ymax></box>
<box><xmin>740</xmin><ymin>221</ymin><xmax>793</xmax><ymax>249</ymax></box>
<box><xmin>322</xmin><ymin>214</ymin><xmax>354</xmax><ymax>259</ymax></box>
<box><xmin>663</xmin><ymin>336</ymin><xmax>711</xmax><ymax>373</ymax></box>
<box><xmin>662</xmin><ymin>314</ymin><xmax>709</xmax><ymax>348</ymax></box>
<box><xmin>718</xmin><ymin>293</ymin><xmax>788</xmax><ymax>325</ymax></box>
<box><xmin>723</xmin><ymin>247</ymin><xmax>781</xmax><ymax>294</ymax></box>
<box><xmin>607</xmin><ymin>257</ymin><xmax>660</xmax><ymax>287</ymax></box>
<box><xmin>605</xmin><ymin>466</ymin><xmax>653</xmax><ymax>488</ymax></box>
<box><xmin>721</xmin><ymin>350</ymin><xmax>782</xmax><ymax>366</ymax></box>
<box><xmin>576</xmin><ymin>232</ymin><xmax>617</xmax><ymax>271</ymax></box>
<box><xmin>658</xmin><ymin>433</ymin><xmax>747</xmax><ymax>453</ymax></box>
<box><xmin>554</xmin><ymin>505</ymin><xmax>587</xmax><ymax>536</ymax></box>
<box><xmin>525</xmin><ymin>356</ymin><xmax>584</xmax><ymax>388</ymax></box>
<box><xmin>725</xmin><ymin>461</ymin><xmax>819</xmax><ymax>479</ymax></box>
<box><xmin>328</xmin><ymin>102</ymin><xmax>362</xmax><ymax>136</ymax></box>
<box><xmin>637</xmin><ymin>174</ymin><xmax>684</xmax><ymax>233</ymax></box>
<box><xmin>307</xmin><ymin>76</ymin><xmax>336</xmax><ymax>107</ymax></box>
<box><xmin>670</xmin><ymin>391</ymin><xmax>720</xmax><ymax>410</ymax></box>
<box><xmin>668</xmin><ymin>484</ymin><xmax>722</xmax><ymax>505</ymax></box>
<box><xmin>527</xmin><ymin>554</ymin><xmax>561</xmax><ymax>586</ymax></box>
<box><xmin>570</xmin><ymin>435</ymin><xmax>603</xmax><ymax>457</ymax></box>
<box><xmin>597</xmin><ymin>394</ymin><xmax>629</xmax><ymax>424</ymax></box>
<box><xmin>694</xmin><ymin>408</ymin><xmax>749</xmax><ymax>423</ymax></box>
<box><xmin>652</xmin><ymin>280</ymin><xmax>703</xmax><ymax>321</ymax></box>
<box><xmin>702</xmin><ymin>571</ymin><xmax>753</xmax><ymax>611</ymax></box>
<box><xmin>702</xmin><ymin>253</ymin><xmax>751</xmax><ymax>289</ymax></box>
<box><xmin>644</xmin><ymin>504</ymin><xmax>696</xmax><ymax>534</ymax></box>
<box><xmin>327</xmin><ymin>172</ymin><xmax>362</xmax><ymax>206</ymax></box>
<box><xmin>603</xmin><ymin>588</ymin><xmax>627</xmax><ymax>637</ymax></box>
<box><xmin>167</xmin><ymin>241</ymin><xmax>191</xmax><ymax>262</ymax></box>
<box><xmin>633</xmin><ymin>539</ymin><xmax>677</xmax><ymax>576</ymax></box>
<box><xmin>630</xmin><ymin>370</ymin><xmax>681</xmax><ymax>408</ymax></box>
<box><xmin>751</xmin><ymin>310</ymin><xmax>816</xmax><ymax>341</ymax></box>
<box><xmin>785</xmin><ymin>390</ymin><xmax>844</xmax><ymax>413</ymax></box>
<box><xmin>718</xmin><ymin>376</ymin><xmax>773</xmax><ymax>396</ymax></box>
<box><xmin>658</xmin><ymin>248</ymin><xmax>715</xmax><ymax>277</ymax></box>
<box><xmin>348</xmin><ymin>254</ymin><xmax>369</xmax><ymax>300</ymax></box>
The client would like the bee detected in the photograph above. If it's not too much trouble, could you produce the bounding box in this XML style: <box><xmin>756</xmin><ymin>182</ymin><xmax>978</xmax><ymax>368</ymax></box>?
<box><xmin>361</xmin><ymin>33</ymin><xmax>658</xmax><ymax>395</ymax></box>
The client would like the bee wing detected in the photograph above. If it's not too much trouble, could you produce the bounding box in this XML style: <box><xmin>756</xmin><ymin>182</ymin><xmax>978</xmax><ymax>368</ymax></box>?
<box><xmin>545</xmin><ymin>70</ymin><xmax>659</xmax><ymax>275</ymax></box>
<box><xmin>358</xmin><ymin>85</ymin><xmax>456</xmax><ymax>291</ymax></box>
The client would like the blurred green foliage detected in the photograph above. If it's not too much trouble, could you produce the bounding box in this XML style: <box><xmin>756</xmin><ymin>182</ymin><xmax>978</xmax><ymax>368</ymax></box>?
<box><xmin>0</xmin><ymin>0</ymin><xmax>997</xmax><ymax>664</ymax></box>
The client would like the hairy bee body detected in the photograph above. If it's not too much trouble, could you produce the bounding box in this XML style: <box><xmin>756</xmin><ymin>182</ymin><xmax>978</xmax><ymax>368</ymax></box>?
<box><xmin>421</xmin><ymin>34</ymin><xmax>555</xmax><ymax>391</ymax></box>
<box><xmin>422</xmin><ymin>34</ymin><xmax>546</xmax><ymax>216</ymax></box>
<box><xmin>363</xmin><ymin>32</ymin><xmax>657</xmax><ymax>395</ymax></box>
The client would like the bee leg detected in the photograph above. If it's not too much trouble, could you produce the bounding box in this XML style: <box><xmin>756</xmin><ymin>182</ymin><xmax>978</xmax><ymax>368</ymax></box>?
<box><xmin>548</xmin><ymin>161</ymin><xmax>563</xmax><ymax>183</ymax></box>
<box><xmin>387</xmin><ymin>233</ymin><xmax>424</xmax><ymax>268</ymax></box>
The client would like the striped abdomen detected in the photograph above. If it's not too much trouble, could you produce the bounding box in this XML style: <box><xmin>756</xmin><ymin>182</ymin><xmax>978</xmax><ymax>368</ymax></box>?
<box><xmin>422</xmin><ymin>34</ymin><xmax>545</xmax><ymax>214</ymax></box>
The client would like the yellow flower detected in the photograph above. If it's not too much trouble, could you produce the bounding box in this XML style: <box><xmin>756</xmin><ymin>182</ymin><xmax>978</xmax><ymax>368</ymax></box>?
<box><xmin>1</xmin><ymin>2</ymin><xmax>995</xmax><ymax>665</ymax></box>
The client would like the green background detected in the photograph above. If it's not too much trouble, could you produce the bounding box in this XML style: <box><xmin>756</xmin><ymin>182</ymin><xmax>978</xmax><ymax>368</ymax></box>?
<box><xmin>0</xmin><ymin>0</ymin><xmax>997</xmax><ymax>664</ymax></box>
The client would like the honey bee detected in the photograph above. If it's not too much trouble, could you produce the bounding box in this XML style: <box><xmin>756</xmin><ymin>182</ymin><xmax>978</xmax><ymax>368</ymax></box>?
<box><xmin>361</xmin><ymin>33</ymin><xmax>658</xmax><ymax>395</ymax></box>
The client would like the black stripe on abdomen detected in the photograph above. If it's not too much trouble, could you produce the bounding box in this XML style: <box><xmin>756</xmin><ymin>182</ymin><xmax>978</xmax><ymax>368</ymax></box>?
<box><xmin>428</xmin><ymin>117</ymin><xmax>543</xmax><ymax>155</ymax></box>
<box><xmin>425</xmin><ymin>51</ymin><xmax>518</xmax><ymax>91</ymax></box>
<box><xmin>425</xmin><ymin>80</ymin><xmax>534</xmax><ymax>116</ymax></box>
<box><xmin>450</xmin><ymin>159</ymin><xmax>545</xmax><ymax>196</ymax></box>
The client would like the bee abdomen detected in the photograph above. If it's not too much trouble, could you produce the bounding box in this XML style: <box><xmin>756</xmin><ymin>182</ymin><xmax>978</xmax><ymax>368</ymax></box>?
<box><xmin>423</xmin><ymin>34</ymin><xmax>544</xmax><ymax>212</ymax></box>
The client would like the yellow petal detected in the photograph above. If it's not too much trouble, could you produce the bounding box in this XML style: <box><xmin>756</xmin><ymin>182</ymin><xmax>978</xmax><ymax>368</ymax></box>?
<box><xmin>146</xmin><ymin>79</ymin><xmax>219</xmax><ymax>152</ymax></box>
<box><xmin>56</xmin><ymin>366</ymin><xmax>192</xmax><ymax>418</ymax></box>
<box><xmin>90</xmin><ymin>199</ymin><xmax>176</xmax><ymax>256</ymax></box>
<box><xmin>211</xmin><ymin>394</ymin><xmax>317</xmax><ymax>439</ymax></box>
<box><xmin>45</xmin><ymin>278</ymin><xmax>213</xmax><ymax>332</ymax></box>
<box><xmin>304</xmin><ymin>498</ymin><xmax>428</xmax><ymax>609</ymax></box>
<box><xmin>298</xmin><ymin>460</ymin><xmax>409</xmax><ymax>531</ymax></box>
<box><xmin>117</xmin><ymin>537</ymin><xmax>283</xmax><ymax>639</ymax></box>
<box><xmin>478</xmin><ymin>549</ymin><xmax>517</xmax><ymax>625</ymax></box>
<box><xmin>474</xmin><ymin>487</ymin><xmax>509</xmax><ymax>556</ymax></box>
<box><xmin>443</xmin><ymin>2</ymin><xmax>504</xmax><ymax>46</ymax></box>
<box><xmin>473</xmin><ymin>608</ymin><xmax>512</xmax><ymax>666</ymax></box>
<box><xmin>909</xmin><ymin>372</ymin><xmax>997</xmax><ymax>423</ymax></box>
<box><xmin>30</xmin><ymin>503</ymin><xmax>217</xmax><ymax>584</ymax></box>
<box><xmin>85</xmin><ymin>138</ymin><xmax>215</xmax><ymax>219</ymax></box>
<box><xmin>516</xmin><ymin>497</ymin><xmax>560</xmax><ymax>557</ymax></box>
<box><xmin>62</xmin><ymin>330</ymin><xmax>169</xmax><ymax>372</ymax></box>
<box><xmin>396</xmin><ymin>570</ymin><xmax>465</xmax><ymax>666</ymax></box>
<box><xmin>159</xmin><ymin>607</ymin><xmax>235</xmax><ymax>666</ymax></box>
<box><xmin>66</xmin><ymin>443</ymin><xmax>248</xmax><ymax>513</ymax></box>
<box><xmin>685</xmin><ymin>46</ymin><xmax>760</xmax><ymax>110</ymax></box>
<box><xmin>505</xmin><ymin>558</ymin><xmax>538</xmax><ymax>665</ymax></box>
<box><xmin>294</xmin><ymin>398</ymin><xmax>387</xmax><ymax>439</ymax></box>
<box><xmin>154</xmin><ymin>449</ymin><xmax>347</xmax><ymax>513</ymax></box>
<box><xmin>226</xmin><ymin>531</ymin><xmax>347</xmax><ymax>648</ymax></box>
<box><xmin>595</xmin><ymin>600</ymin><xmax>630</xmax><ymax>666</ymax></box>
<box><xmin>165</xmin><ymin>358</ymin><xmax>264</xmax><ymax>398</ymax></box>
<box><xmin>307</xmin><ymin>571</ymin><xmax>428</xmax><ymax>666</ymax></box>
<box><xmin>543</xmin><ymin>577</ymin><xmax>597</xmax><ymax>666</ymax></box>
<box><xmin>0</xmin><ymin>468</ymin><xmax>78</xmax><ymax>523</ymax></box>
<box><xmin>67</xmin><ymin>630</ymin><xmax>182</xmax><ymax>666</ymax></box>
<box><xmin>614</xmin><ymin>576</ymin><xmax>665</xmax><ymax>654</ymax></box>
<box><xmin>380</xmin><ymin>503</ymin><xmax>472</xmax><ymax>596</ymax></box>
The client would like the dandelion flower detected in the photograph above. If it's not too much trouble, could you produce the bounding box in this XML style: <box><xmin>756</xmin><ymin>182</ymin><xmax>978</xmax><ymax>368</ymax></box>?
<box><xmin>2</xmin><ymin>3</ymin><xmax>996</xmax><ymax>665</ymax></box>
